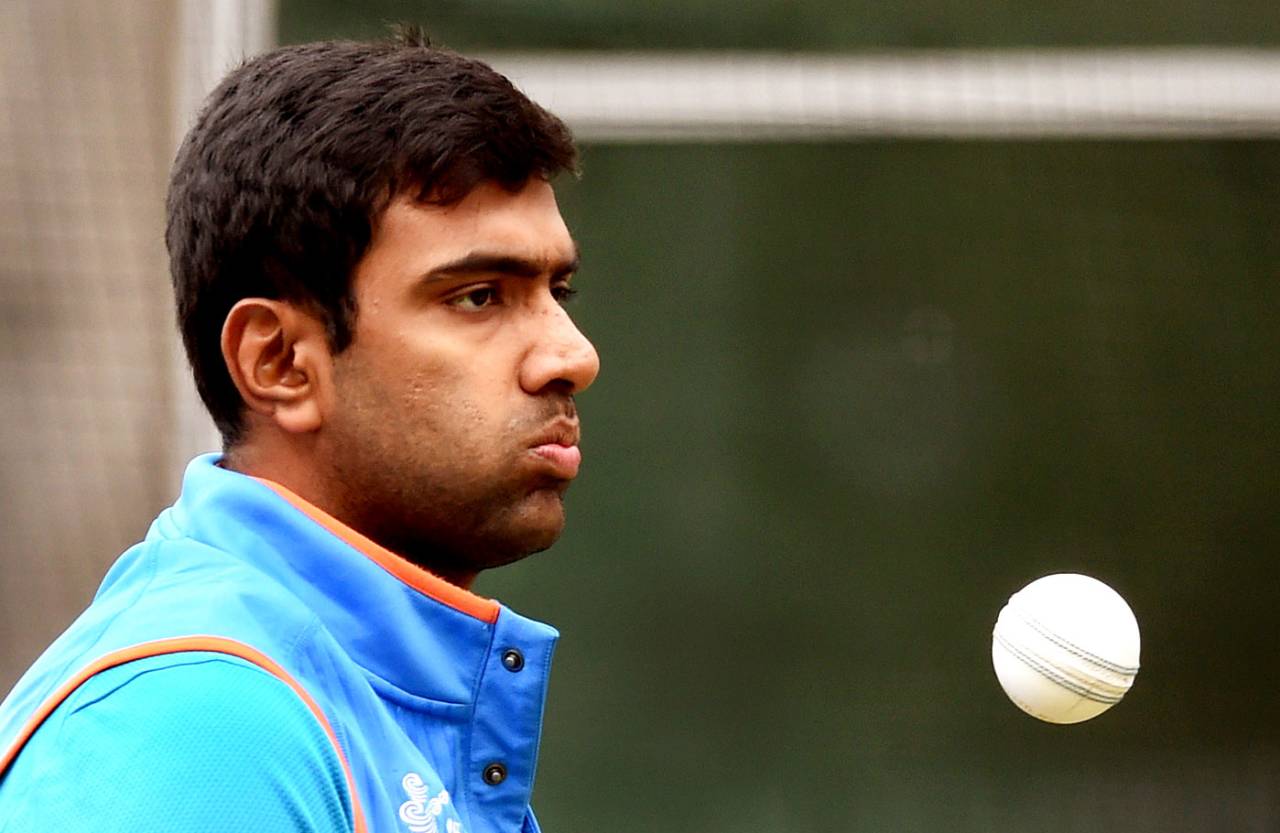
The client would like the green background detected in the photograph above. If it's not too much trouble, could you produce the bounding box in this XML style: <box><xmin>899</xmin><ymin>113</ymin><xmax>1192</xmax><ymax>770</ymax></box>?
<box><xmin>284</xmin><ymin>0</ymin><xmax>1280</xmax><ymax>50</ymax></box>
<box><xmin>282</xmin><ymin>5</ymin><xmax>1280</xmax><ymax>831</ymax></box>
<box><xmin>500</xmin><ymin>143</ymin><xmax>1280</xmax><ymax>832</ymax></box>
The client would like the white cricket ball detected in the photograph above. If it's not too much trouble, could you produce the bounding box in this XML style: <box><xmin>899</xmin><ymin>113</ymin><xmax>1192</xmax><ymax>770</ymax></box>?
<box><xmin>991</xmin><ymin>573</ymin><xmax>1141</xmax><ymax>724</ymax></box>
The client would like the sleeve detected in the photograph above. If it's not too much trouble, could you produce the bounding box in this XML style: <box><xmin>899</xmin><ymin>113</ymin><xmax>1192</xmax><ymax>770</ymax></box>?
<box><xmin>0</xmin><ymin>652</ymin><xmax>355</xmax><ymax>832</ymax></box>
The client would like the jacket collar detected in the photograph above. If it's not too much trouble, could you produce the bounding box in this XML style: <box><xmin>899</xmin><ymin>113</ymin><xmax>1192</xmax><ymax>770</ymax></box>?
<box><xmin>166</xmin><ymin>454</ymin><xmax>558</xmax><ymax>703</ymax></box>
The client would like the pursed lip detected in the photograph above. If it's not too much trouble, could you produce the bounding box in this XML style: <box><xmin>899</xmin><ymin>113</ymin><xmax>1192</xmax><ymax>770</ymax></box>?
<box><xmin>528</xmin><ymin>420</ymin><xmax>582</xmax><ymax>479</ymax></box>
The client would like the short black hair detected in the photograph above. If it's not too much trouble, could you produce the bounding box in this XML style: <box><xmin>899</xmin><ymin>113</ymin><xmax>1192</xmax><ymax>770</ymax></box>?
<box><xmin>166</xmin><ymin>29</ymin><xmax>578</xmax><ymax>446</ymax></box>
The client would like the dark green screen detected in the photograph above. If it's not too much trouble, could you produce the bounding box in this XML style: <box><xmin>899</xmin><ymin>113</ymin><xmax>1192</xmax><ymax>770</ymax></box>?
<box><xmin>281</xmin><ymin>0</ymin><xmax>1280</xmax><ymax>50</ymax></box>
<box><xmin>477</xmin><ymin>142</ymin><xmax>1280</xmax><ymax>831</ymax></box>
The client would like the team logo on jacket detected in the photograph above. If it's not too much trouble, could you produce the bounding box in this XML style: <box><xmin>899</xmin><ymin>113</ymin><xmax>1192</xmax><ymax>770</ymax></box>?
<box><xmin>399</xmin><ymin>773</ymin><xmax>462</xmax><ymax>833</ymax></box>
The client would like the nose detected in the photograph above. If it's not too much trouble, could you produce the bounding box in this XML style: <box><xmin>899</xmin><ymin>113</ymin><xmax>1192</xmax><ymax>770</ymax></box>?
<box><xmin>519</xmin><ymin>301</ymin><xmax>600</xmax><ymax>396</ymax></box>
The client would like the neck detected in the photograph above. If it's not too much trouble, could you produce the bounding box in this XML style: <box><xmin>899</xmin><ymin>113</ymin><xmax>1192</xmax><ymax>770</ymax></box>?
<box><xmin>221</xmin><ymin>445</ymin><xmax>479</xmax><ymax>591</ymax></box>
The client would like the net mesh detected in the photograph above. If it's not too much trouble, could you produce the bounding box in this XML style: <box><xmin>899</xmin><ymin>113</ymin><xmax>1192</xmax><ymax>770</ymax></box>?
<box><xmin>0</xmin><ymin>0</ymin><xmax>268</xmax><ymax>690</ymax></box>
<box><xmin>0</xmin><ymin>1</ymin><xmax>178</xmax><ymax>687</ymax></box>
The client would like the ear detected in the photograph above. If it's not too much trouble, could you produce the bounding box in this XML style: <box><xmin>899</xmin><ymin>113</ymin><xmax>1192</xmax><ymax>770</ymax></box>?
<box><xmin>220</xmin><ymin>299</ymin><xmax>333</xmax><ymax>435</ymax></box>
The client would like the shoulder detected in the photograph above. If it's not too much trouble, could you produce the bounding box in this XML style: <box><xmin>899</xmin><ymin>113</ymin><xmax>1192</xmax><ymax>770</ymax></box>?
<box><xmin>0</xmin><ymin>652</ymin><xmax>355</xmax><ymax>832</ymax></box>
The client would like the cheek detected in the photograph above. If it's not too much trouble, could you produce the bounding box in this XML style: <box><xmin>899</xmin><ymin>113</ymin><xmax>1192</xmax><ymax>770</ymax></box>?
<box><xmin>334</xmin><ymin>332</ymin><xmax>524</xmax><ymax>460</ymax></box>
<box><xmin>349</xmin><ymin>334</ymin><xmax>456</xmax><ymax>407</ymax></box>
<box><xmin>390</xmin><ymin>360</ymin><xmax>512</xmax><ymax>454</ymax></box>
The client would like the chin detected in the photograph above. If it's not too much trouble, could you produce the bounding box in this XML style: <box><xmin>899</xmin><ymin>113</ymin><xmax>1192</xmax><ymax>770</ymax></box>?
<box><xmin>475</xmin><ymin>528</ymin><xmax>562</xmax><ymax>572</ymax></box>
<box><xmin>481</xmin><ymin>496</ymin><xmax>567</xmax><ymax>567</ymax></box>
<box><xmin>510</xmin><ymin>513</ymin><xmax>567</xmax><ymax>557</ymax></box>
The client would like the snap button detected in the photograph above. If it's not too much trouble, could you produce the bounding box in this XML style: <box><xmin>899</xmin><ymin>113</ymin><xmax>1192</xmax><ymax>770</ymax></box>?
<box><xmin>483</xmin><ymin>762</ymin><xmax>507</xmax><ymax>785</ymax></box>
<box><xmin>501</xmin><ymin>648</ymin><xmax>525</xmax><ymax>672</ymax></box>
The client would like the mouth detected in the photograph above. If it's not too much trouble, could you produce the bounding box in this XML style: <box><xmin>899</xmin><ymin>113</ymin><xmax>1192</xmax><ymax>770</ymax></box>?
<box><xmin>529</xmin><ymin>420</ymin><xmax>582</xmax><ymax>480</ymax></box>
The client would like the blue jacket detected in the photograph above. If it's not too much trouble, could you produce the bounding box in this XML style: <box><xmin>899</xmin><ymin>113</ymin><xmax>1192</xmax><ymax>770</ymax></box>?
<box><xmin>0</xmin><ymin>455</ymin><xmax>559</xmax><ymax>833</ymax></box>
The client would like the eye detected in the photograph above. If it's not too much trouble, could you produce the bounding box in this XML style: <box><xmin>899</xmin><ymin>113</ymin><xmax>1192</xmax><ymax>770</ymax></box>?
<box><xmin>551</xmin><ymin>283</ymin><xmax>579</xmax><ymax>305</ymax></box>
<box><xmin>448</xmin><ymin>286</ymin><xmax>499</xmax><ymax>311</ymax></box>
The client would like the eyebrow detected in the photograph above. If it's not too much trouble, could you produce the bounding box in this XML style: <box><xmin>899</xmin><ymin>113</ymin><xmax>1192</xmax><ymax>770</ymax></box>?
<box><xmin>421</xmin><ymin>247</ymin><xmax>580</xmax><ymax>283</ymax></box>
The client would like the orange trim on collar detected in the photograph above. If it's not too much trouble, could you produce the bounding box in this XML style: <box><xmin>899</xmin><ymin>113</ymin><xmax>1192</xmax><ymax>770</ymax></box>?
<box><xmin>252</xmin><ymin>477</ymin><xmax>501</xmax><ymax>625</ymax></box>
<box><xmin>0</xmin><ymin>636</ymin><xmax>368</xmax><ymax>833</ymax></box>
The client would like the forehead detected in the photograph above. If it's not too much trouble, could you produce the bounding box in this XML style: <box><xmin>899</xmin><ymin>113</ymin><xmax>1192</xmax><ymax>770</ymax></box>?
<box><xmin>365</xmin><ymin>179</ymin><xmax>575</xmax><ymax>276</ymax></box>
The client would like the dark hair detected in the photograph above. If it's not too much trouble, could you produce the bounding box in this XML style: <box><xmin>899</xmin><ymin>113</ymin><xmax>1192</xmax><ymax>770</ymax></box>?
<box><xmin>166</xmin><ymin>29</ymin><xmax>577</xmax><ymax>445</ymax></box>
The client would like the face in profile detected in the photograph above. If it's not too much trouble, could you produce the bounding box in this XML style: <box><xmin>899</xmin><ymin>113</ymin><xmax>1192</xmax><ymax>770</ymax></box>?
<box><xmin>316</xmin><ymin>178</ymin><xmax>600</xmax><ymax>581</ymax></box>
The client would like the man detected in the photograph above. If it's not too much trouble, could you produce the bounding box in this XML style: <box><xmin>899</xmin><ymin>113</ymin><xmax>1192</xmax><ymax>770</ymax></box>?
<box><xmin>0</xmin><ymin>30</ymin><xmax>598</xmax><ymax>833</ymax></box>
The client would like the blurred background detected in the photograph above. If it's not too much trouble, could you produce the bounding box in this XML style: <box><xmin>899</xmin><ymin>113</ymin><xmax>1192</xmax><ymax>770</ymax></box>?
<box><xmin>2</xmin><ymin>1</ymin><xmax>1278</xmax><ymax>830</ymax></box>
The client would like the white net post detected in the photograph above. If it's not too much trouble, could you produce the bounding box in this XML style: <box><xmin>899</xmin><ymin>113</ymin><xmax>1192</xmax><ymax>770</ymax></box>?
<box><xmin>168</xmin><ymin>0</ymin><xmax>275</xmax><ymax>491</ymax></box>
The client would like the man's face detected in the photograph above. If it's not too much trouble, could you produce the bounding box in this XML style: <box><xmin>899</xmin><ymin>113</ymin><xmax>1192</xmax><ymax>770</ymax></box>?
<box><xmin>317</xmin><ymin>178</ymin><xmax>599</xmax><ymax>581</ymax></box>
